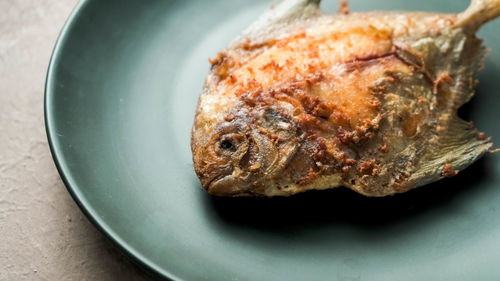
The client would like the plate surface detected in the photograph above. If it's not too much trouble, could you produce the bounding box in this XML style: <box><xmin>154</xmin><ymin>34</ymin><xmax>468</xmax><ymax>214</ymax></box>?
<box><xmin>45</xmin><ymin>0</ymin><xmax>500</xmax><ymax>280</ymax></box>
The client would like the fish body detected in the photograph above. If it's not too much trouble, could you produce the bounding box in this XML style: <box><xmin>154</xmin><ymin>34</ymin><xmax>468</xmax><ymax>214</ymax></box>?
<box><xmin>191</xmin><ymin>0</ymin><xmax>499</xmax><ymax>196</ymax></box>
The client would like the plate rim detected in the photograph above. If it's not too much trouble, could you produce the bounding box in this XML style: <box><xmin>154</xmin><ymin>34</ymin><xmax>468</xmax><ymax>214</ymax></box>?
<box><xmin>44</xmin><ymin>1</ymin><xmax>176</xmax><ymax>280</ymax></box>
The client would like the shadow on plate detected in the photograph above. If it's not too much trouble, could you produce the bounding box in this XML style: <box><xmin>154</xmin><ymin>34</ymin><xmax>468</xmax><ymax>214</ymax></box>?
<box><xmin>202</xmin><ymin>156</ymin><xmax>492</xmax><ymax>231</ymax></box>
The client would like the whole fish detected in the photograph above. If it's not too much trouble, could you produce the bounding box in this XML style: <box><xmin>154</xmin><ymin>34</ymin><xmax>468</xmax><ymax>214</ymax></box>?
<box><xmin>191</xmin><ymin>0</ymin><xmax>498</xmax><ymax>196</ymax></box>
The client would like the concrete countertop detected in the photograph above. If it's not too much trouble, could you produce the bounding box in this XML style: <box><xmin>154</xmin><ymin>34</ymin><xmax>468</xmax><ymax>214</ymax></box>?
<box><xmin>0</xmin><ymin>1</ymin><xmax>153</xmax><ymax>280</ymax></box>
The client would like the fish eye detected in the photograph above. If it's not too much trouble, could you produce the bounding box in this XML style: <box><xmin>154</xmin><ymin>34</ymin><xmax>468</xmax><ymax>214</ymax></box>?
<box><xmin>215</xmin><ymin>129</ymin><xmax>247</xmax><ymax>155</ymax></box>
<box><xmin>218</xmin><ymin>134</ymin><xmax>241</xmax><ymax>153</ymax></box>
<box><xmin>220</xmin><ymin>139</ymin><xmax>234</xmax><ymax>150</ymax></box>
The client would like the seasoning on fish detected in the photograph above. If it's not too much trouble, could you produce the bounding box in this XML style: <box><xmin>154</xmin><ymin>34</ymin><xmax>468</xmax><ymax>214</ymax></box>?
<box><xmin>191</xmin><ymin>0</ymin><xmax>499</xmax><ymax>196</ymax></box>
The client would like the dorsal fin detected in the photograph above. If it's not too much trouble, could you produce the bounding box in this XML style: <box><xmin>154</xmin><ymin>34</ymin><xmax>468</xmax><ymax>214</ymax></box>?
<box><xmin>256</xmin><ymin>0</ymin><xmax>321</xmax><ymax>24</ymax></box>
<box><xmin>231</xmin><ymin>0</ymin><xmax>322</xmax><ymax>48</ymax></box>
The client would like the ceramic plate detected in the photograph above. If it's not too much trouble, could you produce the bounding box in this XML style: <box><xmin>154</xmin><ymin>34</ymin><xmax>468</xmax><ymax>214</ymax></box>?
<box><xmin>45</xmin><ymin>0</ymin><xmax>500</xmax><ymax>280</ymax></box>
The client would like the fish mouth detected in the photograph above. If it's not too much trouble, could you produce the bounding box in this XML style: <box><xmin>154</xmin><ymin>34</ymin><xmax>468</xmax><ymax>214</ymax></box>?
<box><xmin>205</xmin><ymin>174</ymin><xmax>225</xmax><ymax>190</ymax></box>
<box><xmin>200</xmin><ymin>164</ymin><xmax>234</xmax><ymax>193</ymax></box>
<box><xmin>207</xmin><ymin>174</ymin><xmax>246</xmax><ymax>196</ymax></box>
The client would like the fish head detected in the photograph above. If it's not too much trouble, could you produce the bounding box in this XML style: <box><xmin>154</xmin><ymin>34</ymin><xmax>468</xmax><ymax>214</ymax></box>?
<box><xmin>192</xmin><ymin>105</ymin><xmax>300</xmax><ymax>196</ymax></box>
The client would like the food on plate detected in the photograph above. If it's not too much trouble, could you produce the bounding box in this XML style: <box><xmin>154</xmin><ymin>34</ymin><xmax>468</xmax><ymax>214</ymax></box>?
<box><xmin>191</xmin><ymin>0</ymin><xmax>499</xmax><ymax>196</ymax></box>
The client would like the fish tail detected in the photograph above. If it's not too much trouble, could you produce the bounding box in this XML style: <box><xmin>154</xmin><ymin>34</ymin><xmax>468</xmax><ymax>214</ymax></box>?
<box><xmin>408</xmin><ymin>117</ymin><xmax>491</xmax><ymax>188</ymax></box>
<box><xmin>457</xmin><ymin>0</ymin><xmax>500</xmax><ymax>31</ymax></box>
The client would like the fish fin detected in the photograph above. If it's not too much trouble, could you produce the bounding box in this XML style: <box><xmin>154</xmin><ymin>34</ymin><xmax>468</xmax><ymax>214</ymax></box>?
<box><xmin>231</xmin><ymin>0</ymin><xmax>322</xmax><ymax>48</ymax></box>
<box><xmin>409</xmin><ymin>117</ymin><xmax>491</xmax><ymax>187</ymax></box>
<box><xmin>400</xmin><ymin>29</ymin><xmax>488</xmax><ymax>108</ymax></box>
<box><xmin>337</xmin><ymin>0</ymin><xmax>349</xmax><ymax>15</ymax></box>
<box><xmin>251</xmin><ymin>0</ymin><xmax>321</xmax><ymax>24</ymax></box>
<box><xmin>457</xmin><ymin>0</ymin><xmax>500</xmax><ymax>31</ymax></box>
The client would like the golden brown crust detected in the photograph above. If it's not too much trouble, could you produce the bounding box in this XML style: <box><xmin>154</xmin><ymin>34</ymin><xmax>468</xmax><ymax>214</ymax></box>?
<box><xmin>441</xmin><ymin>163</ymin><xmax>459</xmax><ymax>178</ymax></box>
<box><xmin>191</xmin><ymin>1</ymin><xmax>497</xmax><ymax>197</ymax></box>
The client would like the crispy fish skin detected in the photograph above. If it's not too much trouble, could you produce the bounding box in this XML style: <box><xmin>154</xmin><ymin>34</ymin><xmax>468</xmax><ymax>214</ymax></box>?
<box><xmin>191</xmin><ymin>0</ymin><xmax>499</xmax><ymax>197</ymax></box>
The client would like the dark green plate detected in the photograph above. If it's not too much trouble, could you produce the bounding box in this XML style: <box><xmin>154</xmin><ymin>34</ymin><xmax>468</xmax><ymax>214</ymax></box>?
<box><xmin>45</xmin><ymin>0</ymin><xmax>500</xmax><ymax>280</ymax></box>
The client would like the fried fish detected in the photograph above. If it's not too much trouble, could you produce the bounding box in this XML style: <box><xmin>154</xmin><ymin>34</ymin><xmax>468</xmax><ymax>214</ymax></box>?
<box><xmin>191</xmin><ymin>0</ymin><xmax>499</xmax><ymax>196</ymax></box>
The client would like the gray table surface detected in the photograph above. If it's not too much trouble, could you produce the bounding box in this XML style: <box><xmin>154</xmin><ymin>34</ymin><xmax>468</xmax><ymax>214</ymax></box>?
<box><xmin>0</xmin><ymin>1</ymin><xmax>153</xmax><ymax>280</ymax></box>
